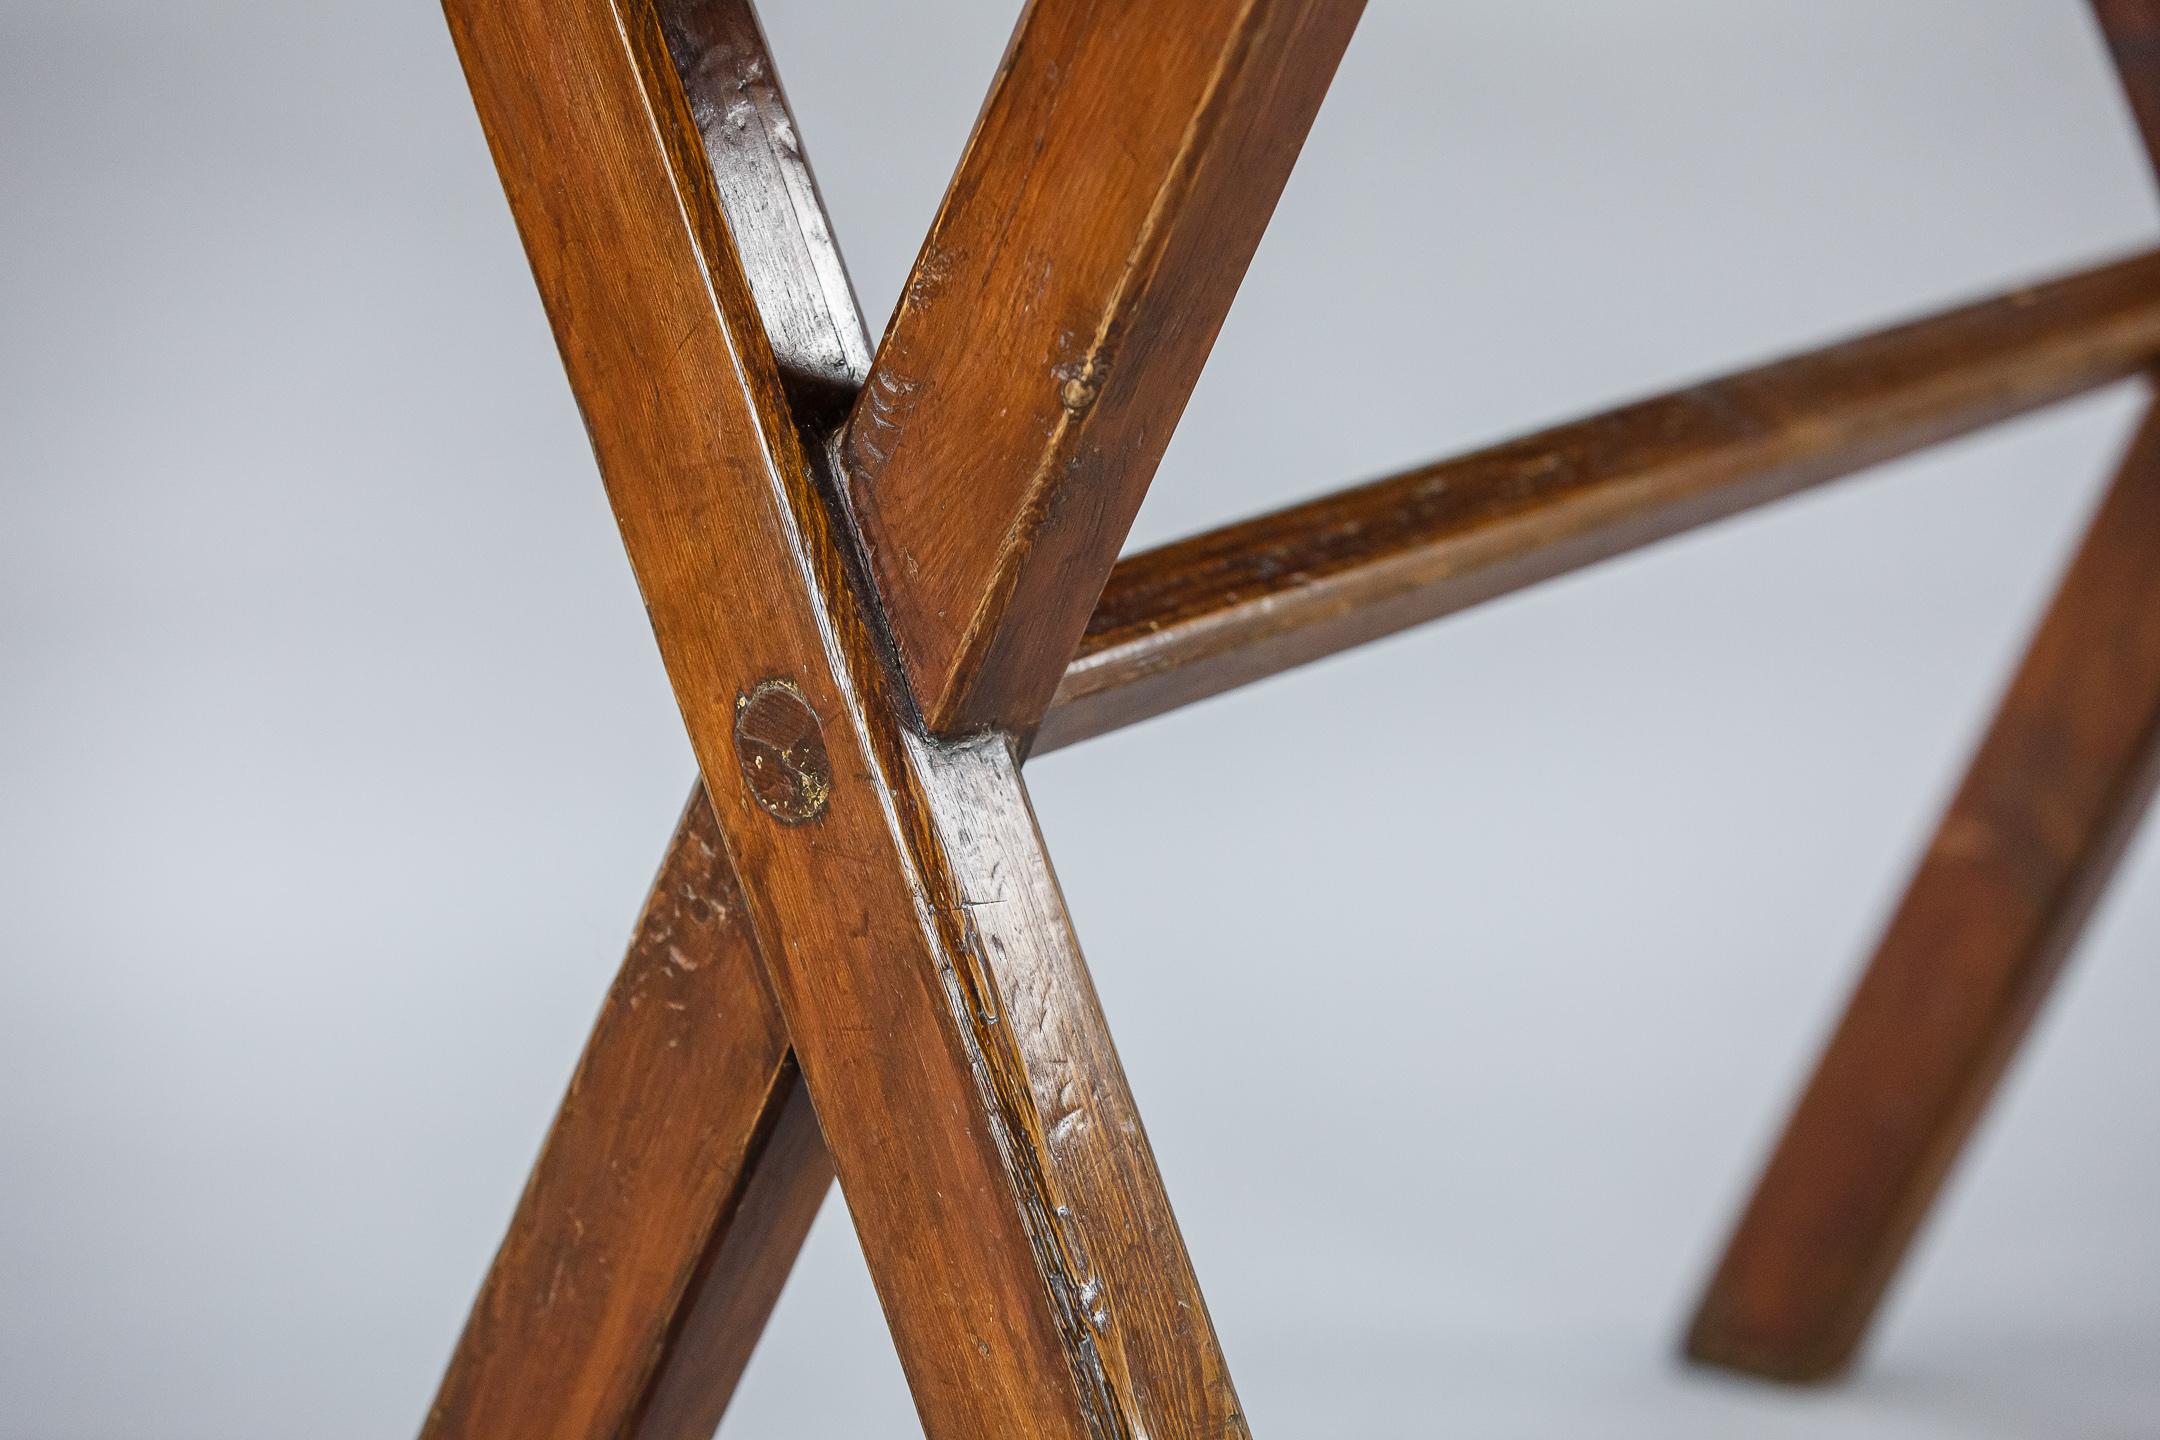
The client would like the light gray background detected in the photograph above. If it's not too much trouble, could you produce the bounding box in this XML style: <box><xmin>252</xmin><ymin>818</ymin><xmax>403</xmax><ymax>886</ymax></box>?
<box><xmin>4</xmin><ymin>1</ymin><xmax>2158</xmax><ymax>1435</ymax></box>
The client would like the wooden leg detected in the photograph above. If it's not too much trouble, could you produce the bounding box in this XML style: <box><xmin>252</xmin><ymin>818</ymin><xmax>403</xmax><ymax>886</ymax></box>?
<box><xmin>632</xmin><ymin>1053</ymin><xmax>830</xmax><ymax>1439</ymax></box>
<box><xmin>424</xmin><ymin>793</ymin><xmax>830</xmax><ymax>1439</ymax></box>
<box><xmin>1686</xmin><ymin>393</ymin><xmax>2160</xmax><ymax>1383</ymax></box>
<box><xmin>428</xmin><ymin>5</ymin><xmax>863</xmax><ymax>1432</ymax></box>
<box><xmin>421</xmin><ymin>248</ymin><xmax>2160</xmax><ymax>1435</ymax></box>
<box><xmin>438</xmin><ymin>0</ymin><xmax>1333</xmax><ymax>1427</ymax></box>
<box><xmin>844</xmin><ymin>0</ymin><xmax>1365</xmax><ymax>739</ymax></box>
<box><xmin>441</xmin><ymin>0</ymin><xmax>2160</xmax><ymax>1420</ymax></box>
<box><xmin>427</xmin><ymin>241</ymin><xmax>2160</xmax><ymax>1430</ymax></box>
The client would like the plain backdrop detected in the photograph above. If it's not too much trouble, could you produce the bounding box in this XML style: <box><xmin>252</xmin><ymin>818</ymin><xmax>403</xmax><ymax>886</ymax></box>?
<box><xmin>5</xmin><ymin>1</ymin><xmax>2159</xmax><ymax>1435</ymax></box>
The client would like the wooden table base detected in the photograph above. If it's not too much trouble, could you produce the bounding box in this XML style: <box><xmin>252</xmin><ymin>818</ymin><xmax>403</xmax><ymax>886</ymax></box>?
<box><xmin>416</xmin><ymin>1</ymin><xmax>2160</xmax><ymax>1432</ymax></box>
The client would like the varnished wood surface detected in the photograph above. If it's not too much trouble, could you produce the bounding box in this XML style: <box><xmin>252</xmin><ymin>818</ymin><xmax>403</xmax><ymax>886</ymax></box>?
<box><xmin>427</xmin><ymin>197</ymin><xmax>2160</xmax><ymax>1440</ymax></box>
<box><xmin>1038</xmin><ymin>246</ymin><xmax>2160</xmax><ymax>754</ymax></box>
<box><xmin>843</xmin><ymin>0</ymin><xmax>1365</xmax><ymax>739</ymax></box>
<box><xmin>422</xmin><ymin>797</ymin><xmax>819</xmax><ymax>1440</ymax></box>
<box><xmin>426</xmin><ymin>5</ymin><xmax>853</xmax><ymax>1434</ymax></box>
<box><xmin>1685</xmin><ymin>394</ymin><xmax>2160</xmax><ymax>1382</ymax></box>
<box><xmin>655</xmin><ymin>0</ymin><xmax>869</xmax><ymax>432</ymax></box>
<box><xmin>429</xmin><ymin>0</ymin><xmax>2160</xmax><ymax>1424</ymax></box>
<box><xmin>443</xmin><ymin>0</ymin><xmax>1245</xmax><ymax>1435</ymax></box>
<box><xmin>457</xmin><ymin>244</ymin><xmax>2160</xmax><ymax>1424</ymax></box>
<box><xmin>631</xmin><ymin>1071</ymin><xmax>830</xmax><ymax>1438</ymax></box>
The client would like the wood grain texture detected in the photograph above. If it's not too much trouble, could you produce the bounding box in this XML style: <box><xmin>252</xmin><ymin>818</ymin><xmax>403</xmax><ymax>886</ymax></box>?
<box><xmin>432</xmin><ymin>0</ymin><xmax>2160</xmax><ymax>1423</ymax></box>
<box><xmin>422</xmin><ymin>795</ymin><xmax>822</xmax><ymax>1440</ymax></box>
<box><xmin>655</xmin><ymin>0</ymin><xmax>870</xmax><ymax>432</ymax></box>
<box><xmin>1040</xmin><ymin>246</ymin><xmax>2160</xmax><ymax>753</ymax></box>
<box><xmin>426</xmin><ymin>5</ymin><xmax>857</xmax><ymax>1435</ymax></box>
<box><xmin>631</xmin><ymin>1071</ymin><xmax>831</xmax><ymax>1438</ymax></box>
<box><xmin>1685</xmin><ymin>394</ymin><xmax>2160</xmax><ymax>1383</ymax></box>
<box><xmin>429</xmin><ymin>215</ymin><xmax>2160</xmax><ymax>1434</ymax></box>
<box><xmin>843</xmin><ymin>0</ymin><xmax>1365</xmax><ymax>739</ymax></box>
<box><xmin>441</xmin><ymin>0</ymin><xmax>1244</xmax><ymax>1434</ymax></box>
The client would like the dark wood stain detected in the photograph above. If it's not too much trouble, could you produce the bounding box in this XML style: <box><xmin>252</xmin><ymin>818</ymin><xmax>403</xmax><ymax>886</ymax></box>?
<box><xmin>1041</xmin><ymin>246</ymin><xmax>2160</xmax><ymax>754</ymax></box>
<box><xmin>423</xmin><ymin>4</ymin><xmax>851</xmax><ymax>1435</ymax></box>
<box><xmin>2094</xmin><ymin>0</ymin><xmax>2160</xmax><ymax>181</ymax></box>
<box><xmin>425</xmin><ymin>0</ymin><xmax>2160</xmax><ymax>1426</ymax></box>
<box><xmin>1685</xmin><ymin>393</ymin><xmax>2160</xmax><ymax>1382</ymax></box>
<box><xmin>437</xmin><ymin>0</ymin><xmax>1247</xmax><ymax>1432</ymax></box>
<box><xmin>734</xmin><ymin>679</ymin><xmax>832</xmax><ymax>824</ymax></box>
<box><xmin>843</xmin><ymin>0</ymin><xmax>1367</xmax><ymax>739</ymax></box>
<box><xmin>653</xmin><ymin>0</ymin><xmax>870</xmax><ymax>432</ymax></box>
<box><xmin>431</xmin><ymin>221</ymin><xmax>2160</xmax><ymax>1440</ymax></box>
<box><xmin>1681</xmin><ymin>0</ymin><xmax>2160</xmax><ymax>1385</ymax></box>
<box><xmin>420</xmin><ymin>795</ymin><xmax>818</xmax><ymax>1440</ymax></box>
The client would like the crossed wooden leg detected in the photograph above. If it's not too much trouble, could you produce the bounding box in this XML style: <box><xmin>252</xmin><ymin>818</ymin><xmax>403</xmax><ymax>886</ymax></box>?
<box><xmin>429</xmin><ymin>0</ymin><xmax>1358</xmax><ymax>1434</ymax></box>
<box><xmin>421</xmin><ymin>0</ymin><xmax>2160</xmax><ymax>1431</ymax></box>
<box><xmin>1685</xmin><ymin>393</ymin><xmax>2160</xmax><ymax>1382</ymax></box>
<box><xmin>1684</xmin><ymin>0</ymin><xmax>2160</xmax><ymax>1385</ymax></box>
<box><xmin>423</xmin><ymin>793</ymin><xmax>826</xmax><ymax>1440</ymax></box>
<box><xmin>425</xmin><ymin>8</ymin><xmax>853</xmax><ymax>1432</ymax></box>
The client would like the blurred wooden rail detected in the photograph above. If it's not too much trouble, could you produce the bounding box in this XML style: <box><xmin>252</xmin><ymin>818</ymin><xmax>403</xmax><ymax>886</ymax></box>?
<box><xmin>1043</xmin><ymin>244</ymin><xmax>2160</xmax><ymax>753</ymax></box>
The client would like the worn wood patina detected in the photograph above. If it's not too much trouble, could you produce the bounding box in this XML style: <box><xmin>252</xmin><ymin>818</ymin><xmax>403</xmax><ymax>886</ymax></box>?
<box><xmin>422</xmin><ymin>0</ymin><xmax>2160</xmax><ymax>1431</ymax></box>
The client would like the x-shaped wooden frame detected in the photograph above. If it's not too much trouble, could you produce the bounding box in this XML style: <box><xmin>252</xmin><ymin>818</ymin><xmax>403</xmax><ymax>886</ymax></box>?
<box><xmin>422</xmin><ymin>2</ymin><xmax>2160</xmax><ymax>1434</ymax></box>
